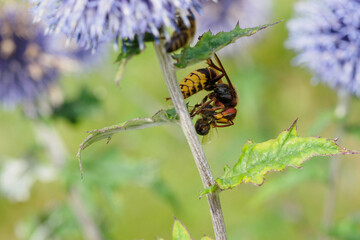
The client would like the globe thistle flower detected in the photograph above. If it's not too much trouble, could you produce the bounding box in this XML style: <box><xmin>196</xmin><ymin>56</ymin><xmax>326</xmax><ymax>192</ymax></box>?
<box><xmin>30</xmin><ymin>0</ymin><xmax>201</xmax><ymax>51</ymax></box>
<box><xmin>0</xmin><ymin>7</ymin><xmax>62</xmax><ymax>108</ymax></box>
<box><xmin>0</xmin><ymin>5</ymin><xmax>98</xmax><ymax>109</ymax></box>
<box><xmin>287</xmin><ymin>0</ymin><xmax>360</xmax><ymax>96</ymax></box>
<box><xmin>194</xmin><ymin>0</ymin><xmax>273</xmax><ymax>54</ymax></box>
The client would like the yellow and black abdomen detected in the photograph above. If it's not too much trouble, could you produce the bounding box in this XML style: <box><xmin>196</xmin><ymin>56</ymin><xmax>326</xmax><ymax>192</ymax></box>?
<box><xmin>180</xmin><ymin>67</ymin><xmax>218</xmax><ymax>99</ymax></box>
<box><xmin>165</xmin><ymin>14</ymin><xmax>196</xmax><ymax>53</ymax></box>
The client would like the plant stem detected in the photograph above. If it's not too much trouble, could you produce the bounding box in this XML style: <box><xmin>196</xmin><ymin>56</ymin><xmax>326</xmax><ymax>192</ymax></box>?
<box><xmin>153</xmin><ymin>41</ymin><xmax>227</xmax><ymax>240</ymax></box>
<box><xmin>68</xmin><ymin>186</ymin><xmax>104</xmax><ymax>240</ymax></box>
<box><xmin>321</xmin><ymin>89</ymin><xmax>350</xmax><ymax>239</ymax></box>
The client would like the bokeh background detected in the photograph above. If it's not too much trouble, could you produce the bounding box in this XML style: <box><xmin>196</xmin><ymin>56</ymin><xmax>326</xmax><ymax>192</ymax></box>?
<box><xmin>0</xmin><ymin>0</ymin><xmax>359</xmax><ymax>239</ymax></box>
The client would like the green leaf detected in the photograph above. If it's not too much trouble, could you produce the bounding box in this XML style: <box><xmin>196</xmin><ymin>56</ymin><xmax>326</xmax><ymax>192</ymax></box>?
<box><xmin>115</xmin><ymin>41</ymin><xmax>141</xmax><ymax>63</ymax></box>
<box><xmin>77</xmin><ymin>109</ymin><xmax>178</xmax><ymax>179</ymax></box>
<box><xmin>173</xmin><ymin>22</ymin><xmax>279</xmax><ymax>68</ymax></box>
<box><xmin>172</xmin><ymin>218</ymin><xmax>192</xmax><ymax>240</ymax></box>
<box><xmin>200</xmin><ymin>237</ymin><xmax>214</xmax><ymax>240</ymax></box>
<box><xmin>165</xmin><ymin>107</ymin><xmax>179</xmax><ymax>120</ymax></box>
<box><xmin>158</xmin><ymin>218</ymin><xmax>213</xmax><ymax>240</ymax></box>
<box><xmin>115</xmin><ymin>33</ymin><xmax>156</xmax><ymax>63</ymax></box>
<box><xmin>114</xmin><ymin>40</ymin><xmax>141</xmax><ymax>85</ymax></box>
<box><xmin>201</xmin><ymin>119</ymin><xmax>358</xmax><ymax>196</ymax></box>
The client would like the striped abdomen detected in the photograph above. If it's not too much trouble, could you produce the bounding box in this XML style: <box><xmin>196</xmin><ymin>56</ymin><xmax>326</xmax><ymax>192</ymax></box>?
<box><xmin>213</xmin><ymin>108</ymin><xmax>237</xmax><ymax>123</ymax></box>
<box><xmin>165</xmin><ymin>15</ymin><xmax>196</xmax><ymax>52</ymax></box>
<box><xmin>180</xmin><ymin>67</ymin><xmax>218</xmax><ymax>99</ymax></box>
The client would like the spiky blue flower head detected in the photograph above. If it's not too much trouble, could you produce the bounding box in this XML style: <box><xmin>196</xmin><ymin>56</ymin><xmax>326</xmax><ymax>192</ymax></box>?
<box><xmin>30</xmin><ymin>0</ymin><xmax>201</xmax><ymax>51</ymax></box>
<box><xmin>287</xmin><ymin>0</ymin><xmax>360</xmax><ymax>96</ymax></box>
<box><xmin>0</xmin><ymin>6</ymin><xmax>61</xmax><ymax>108</ymax></box>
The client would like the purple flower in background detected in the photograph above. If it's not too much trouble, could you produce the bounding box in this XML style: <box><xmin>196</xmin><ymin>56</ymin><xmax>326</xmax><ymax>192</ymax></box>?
<box><xmin>196</xmin><ymin>0</ymin><xmax>273</xmax><ymax>34</ymax></box>
<box><xmin>195</xmin><ymin>0</ymin><xmax>273</xmax><ymax>54</ymax></box>
<box><xmin>0</xmin><ymin>5</ymin><xmax>99</xmax><ymax>109</ymax></box>
<box><xmin>29</xmin><ymin>0</ymin><xmax>201</xmax><ymax>51</ymax></box>
<box><xmin>0</xmin><ymin>6</ymin><xmax>62</xmax><ymax>108</ymax></box>
<box><xmin>287</xmin><ymin>0</ymin><xmax>360</xmax><ymax>96</ymax></box>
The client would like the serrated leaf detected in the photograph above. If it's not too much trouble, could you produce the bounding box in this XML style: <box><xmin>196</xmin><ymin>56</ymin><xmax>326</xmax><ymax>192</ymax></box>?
<box><xmin>172</xmin><ymin>218</ymin><xmax>193</xmax><ymax>240</ymax></box>
<box><xmin>77</xmin><ymin>109</ymin><xmax>178</xmax><ymax>179</ymax></box>
<box><xmin>201</xmin><ymin>119</ymin><xmax>358</xmax><ymax>196</ymax></box>
<box><xmin>173</xmin><ymin>22</ymin><xmax>279</xmax><ymax>68</ymax></box>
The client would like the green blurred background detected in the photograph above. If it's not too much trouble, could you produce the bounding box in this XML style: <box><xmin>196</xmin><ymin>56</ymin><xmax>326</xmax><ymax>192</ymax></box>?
<box><xmin>0</xmin><ymin>0</ymin><xmax>360</xmax><ymax>239</ymax></box>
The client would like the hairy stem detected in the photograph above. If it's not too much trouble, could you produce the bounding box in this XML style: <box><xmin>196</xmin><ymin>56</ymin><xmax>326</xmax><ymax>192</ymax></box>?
<box><xmin>321</xmin><ymin>89</ymin><xmax>350</xmax><ymax>239</ymax></box>
<box><xmin>153</xmin><ymin>41</ymin><xmax>227</xmax><ymax>240</ymax></box>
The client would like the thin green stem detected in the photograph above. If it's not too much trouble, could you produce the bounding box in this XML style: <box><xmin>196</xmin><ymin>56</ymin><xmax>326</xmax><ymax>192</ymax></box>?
<box><xmin>153</xmin><ymin>41</ymin><xmax>227</xmax><ymax>240</ymax></box>
<box><xmin>321</xmin><ymin>89</ymin><xmax>351</xmax><ymax>239</ymax></box>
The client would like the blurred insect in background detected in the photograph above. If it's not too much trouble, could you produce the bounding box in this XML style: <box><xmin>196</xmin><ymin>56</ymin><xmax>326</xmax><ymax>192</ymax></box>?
<box><xmin>165</xmin><ymin>11</ymin><xmax>196</xmax><ymax>53</ymax></box>
<box><xmin>190</xmin><ymin>54</ymin><xmax>238</xmax><ymax>137</ymax></box>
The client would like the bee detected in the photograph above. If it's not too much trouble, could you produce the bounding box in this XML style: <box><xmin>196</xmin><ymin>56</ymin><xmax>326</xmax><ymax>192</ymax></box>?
<box><xmin>165</xmin><ymin>12</ymin><xmax>196</xmax><ymax>53</ymax></box>
<box><xmin>190</xmin><ymin>54</ymin><xmax>238</xmax><ymax>137</ymax></box>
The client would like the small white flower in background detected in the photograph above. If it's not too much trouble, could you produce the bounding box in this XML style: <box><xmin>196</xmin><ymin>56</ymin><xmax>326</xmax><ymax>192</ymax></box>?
<box><xmin>287</xmin><ymin>0</ymin><xmax>360</xmax><ymax>96</ymax></box>
<box><xmin>0</xmin><ymin>158</ymin><xmax>56</xmax><ymax>202</ymax></box>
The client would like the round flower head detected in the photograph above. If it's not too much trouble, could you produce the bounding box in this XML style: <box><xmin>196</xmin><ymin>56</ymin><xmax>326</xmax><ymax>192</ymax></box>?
<box><xmin>287</xmin><ymin>0</ymin><xmax>360</xmax><ymax>96</ymax></box>
<box><xmin>0</xmin><ymin>6</ymin><xmax>61</xmax><ymax>108</ymax></box>
<box><xmin>0</xmin><ymin>5</ymin><xmax>100</xmax><ymax>110</ymax></box>
<box><xmin>30</xmin><ymin>0</ymin><xmax>201</xmax><ymax>51</ymax></box>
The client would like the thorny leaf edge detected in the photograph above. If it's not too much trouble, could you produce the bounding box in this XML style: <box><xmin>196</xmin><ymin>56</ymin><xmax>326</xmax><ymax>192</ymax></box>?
<box><xmin>77</xmin><ymin>109</ymin><xmax>178</xmax><ymax>180</ymax></box>
<box><xmin>200</xmin><ymin>119</ymin><xmax>359</xmax><ymax>198</ymax></box>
